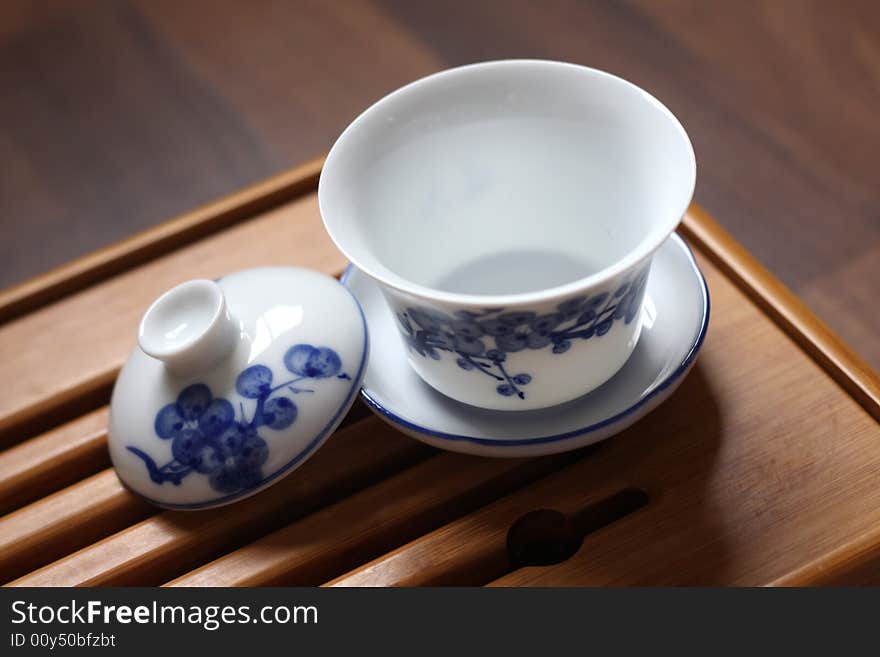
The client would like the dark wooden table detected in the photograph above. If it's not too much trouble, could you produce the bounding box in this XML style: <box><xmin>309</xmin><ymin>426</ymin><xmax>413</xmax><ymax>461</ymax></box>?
<box><xmin>1</xmin><ymin>0</ymin><xmax>879</xmax><ymax>373</ymax></box>
<box><xmin>1</xmin><ymin>161</ymin><xmax>879</xmax><ymax>586</ymax></box>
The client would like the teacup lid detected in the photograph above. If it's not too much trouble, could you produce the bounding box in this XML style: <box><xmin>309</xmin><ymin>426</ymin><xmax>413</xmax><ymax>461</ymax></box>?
<box><xmin>108</xmin><ymin>267</ymin><xmax>368</xmax><ymax>510</ymax></box>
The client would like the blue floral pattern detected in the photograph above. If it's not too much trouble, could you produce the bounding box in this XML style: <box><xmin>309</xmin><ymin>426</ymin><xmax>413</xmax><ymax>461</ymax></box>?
<box><xmin>128</xmin><ymin>344</ymin><xmax>351</xmax><ymax>494</ymax></box>
<box><xmin>397</xmin><ymin>267</ymin><xmax>649</xmax><ymax>399</ymax></box>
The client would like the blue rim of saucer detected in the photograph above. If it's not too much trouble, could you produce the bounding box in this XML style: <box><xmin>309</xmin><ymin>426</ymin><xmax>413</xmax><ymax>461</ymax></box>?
<box><xmin>341</xmin><ymin>232</ymin><xmax>710</xmax><ymax>447</ymax></box>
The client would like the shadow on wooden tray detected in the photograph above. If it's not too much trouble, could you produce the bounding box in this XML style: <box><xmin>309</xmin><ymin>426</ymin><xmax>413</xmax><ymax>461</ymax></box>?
<box><xmin>484</xmin><ymin>364</ymin><xmax>727</xmax><ymax>587</ymax></box>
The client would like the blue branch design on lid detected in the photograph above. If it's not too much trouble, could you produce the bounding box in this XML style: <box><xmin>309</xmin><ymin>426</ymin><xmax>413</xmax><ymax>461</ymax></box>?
<box><xmin>397</xmin><ymin>267</ymin><xmax>649</xmax><ymax>399</ymax></box>
<box><xmin>127</xmin><ymin>344</ymin><xmax>351</xmax><ymax>494</ymax></box>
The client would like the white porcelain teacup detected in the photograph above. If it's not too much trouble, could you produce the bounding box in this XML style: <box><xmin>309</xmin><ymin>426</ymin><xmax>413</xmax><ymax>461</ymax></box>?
<box><xmin>319</xmin><ymin>60</ymin><xmax>695</xmax><ymax>411</ymax></box>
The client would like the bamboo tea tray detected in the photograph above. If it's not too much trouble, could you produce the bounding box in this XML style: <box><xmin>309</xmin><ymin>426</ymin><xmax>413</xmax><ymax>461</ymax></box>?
<box><xmin>1</xmin><ymin>157</ymin><xmax>880</xmax><ymax>587</ymax></box>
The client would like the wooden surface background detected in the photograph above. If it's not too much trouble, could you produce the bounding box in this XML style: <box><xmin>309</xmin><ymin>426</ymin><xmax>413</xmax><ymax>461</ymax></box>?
<box><xmin>1</xmin><ymin>0</ymin><xmax>878</xmax><ymax>371</ymax></box>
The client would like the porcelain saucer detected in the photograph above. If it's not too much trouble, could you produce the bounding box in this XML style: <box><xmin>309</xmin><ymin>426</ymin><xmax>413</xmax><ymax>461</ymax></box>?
<box><xmin>342</xmin><ymin>233</ymin><xmax>709</xmax><ymax>457</ymax></box>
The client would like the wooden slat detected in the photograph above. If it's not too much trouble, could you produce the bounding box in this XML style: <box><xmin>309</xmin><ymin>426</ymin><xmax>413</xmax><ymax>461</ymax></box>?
<box><xmin>0</xmin><ymin>469</ymin><xmax>153</xmax><ymax>583</ymax></box>
<box><xmin>327</xmin><ymin>461</ymin><xmax>627</xmax><ymax>587</ymax></box>
<box><xmin>8</xmin><ymin>418</ymin><xmax>431</xmax><ymax>586</ymax></box>
<box><xmin>0</xmin><ymin>157</ymin><xmax>325</xmax><ymax>324</ymax></box>
<box><xmin>166</xmin><ymin>451</ymin><xmax>575</xmax><ymax>587</ymax></box>
<box><xmin>0</xmin><ymin>407</ymin><xmax>109</xmax><ymax>515</ymax></box>
<box><xmin>680</xmin><ymin>206</ymin><xmax>880</xmax><ymax>423</ymax></box>
<box><xmin>0</xmin><ymin>190</ymin><xmax>346</xmax><ymax>447</ymax></box>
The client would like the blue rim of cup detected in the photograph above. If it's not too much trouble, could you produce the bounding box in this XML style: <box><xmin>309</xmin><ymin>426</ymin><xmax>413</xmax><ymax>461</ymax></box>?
<box><xmin>341</xmin><ymin>232</ymin><xmax>710</xmax><ymax>448</ymax></box>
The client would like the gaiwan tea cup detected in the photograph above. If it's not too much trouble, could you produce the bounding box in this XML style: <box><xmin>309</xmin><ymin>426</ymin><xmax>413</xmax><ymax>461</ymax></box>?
<box><xmin>319</xmin><ymin>59</ymin><xmax>696</xmax><ymax>411</ymax></box>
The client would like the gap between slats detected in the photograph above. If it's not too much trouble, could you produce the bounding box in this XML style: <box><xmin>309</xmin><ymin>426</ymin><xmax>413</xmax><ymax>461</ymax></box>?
<box><xmin>0</xmin><ymin>469</ymin><xmax>153</xmax><ymax>583</ymax></box>
<box><xmin>0</xmin><ymin>407</ymin><xmax>110</xmax><ymax>515</ymax></box>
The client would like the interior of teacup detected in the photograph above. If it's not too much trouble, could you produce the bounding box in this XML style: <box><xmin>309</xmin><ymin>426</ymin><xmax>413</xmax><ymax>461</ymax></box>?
<box><xmin>320</xmin><ymin>60</ymin><xmax>695</xmax><ymax>302</ymax></box>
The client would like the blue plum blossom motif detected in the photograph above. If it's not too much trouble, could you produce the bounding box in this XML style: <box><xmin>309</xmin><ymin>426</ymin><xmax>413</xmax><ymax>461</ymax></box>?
<box><xmin>397</xmin><ymin>267</ymin><xmax>649</xmax><ymax>399</ymax></box>
<box><xmin>127</xmin><ymin>343</ymin><xmax>351</xmax><ymax>494</ymax></box>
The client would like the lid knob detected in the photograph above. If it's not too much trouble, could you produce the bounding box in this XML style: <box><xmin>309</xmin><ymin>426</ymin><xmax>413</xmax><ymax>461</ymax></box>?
<box><xmin>138</xmin><ymin>279</ymin><xmax>239</xmax><ymax>375</ymax></box>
